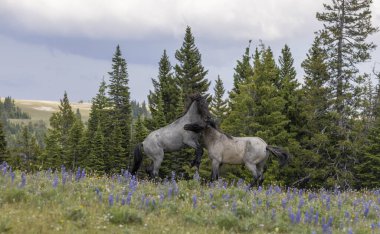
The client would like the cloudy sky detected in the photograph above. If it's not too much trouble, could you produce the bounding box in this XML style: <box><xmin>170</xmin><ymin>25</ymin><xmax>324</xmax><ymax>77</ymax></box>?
<box><xmin>0</xmin><ymin>0</ymin><xmax>379</xmax><ymax>103</ymax></box>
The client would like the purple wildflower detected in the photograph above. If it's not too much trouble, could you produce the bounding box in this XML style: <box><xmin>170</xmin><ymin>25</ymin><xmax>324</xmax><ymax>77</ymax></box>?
<box><xmin>298</xmin><ymin>197</ymin><xmax>304</xmax><ymax>209</ymax></box>
<box><xmin>52</xmin><ymin>173</ymin><xmax>58</xmax><ymax>188</ymax></box>
<box><xmin>81</xmin><ymin>168</ymin><xmax>86</xmax><ymax>179</ymax></box>
<box><xmin>271</xmin><ymin>208</ymin><xmax>276</xmax><ymax>220</ymax></box>
<box><xmin>266</xmin><ymin>200</ymin><xmax>270</xmax><ymax>209</ymax></box>
<box><xmin>347</xmin><ymin>228</ymin><xmax>353</xmax><ymax>234</ymax></box>
<box><xmin>168</xmin><ymin>187</ymin><xmax>173</xmax><ymax>199</ymax></box>
<box><xmin>75</xmin><ymin>167</ymin><xmax>81</xmax><ymax>181</ymax></box>
<box><xmin>289</xmin><ymin>212</ymin><xmax>296</xmax><ymax>224</ymax></box>
<box><xmin>10</xmin><ymin>171</ymin><xmax>15</xmax><ymax>183</ymax></box>
<box><xmin>121</xmin><ymin>197</ymin><xmax>126</xmax><ymax>205</ymax></box>
<box><xmin>193</xmin><ymin>171</ymin><xmax>200</xmax><ymax>182</ymax></box>
<box><xmin>20</xmin><ymin>172</ymin><xmax>26</xmax><ymax>188</ymax></box>
<box><xmin>345</xmin><ymin>211</ymin><xmax>350</xmax><ymax>219</ymax></box>
<box><xmin>209</xmin><ymin>192</ymin><xmax>214</xmax><ymax>200</ymax></box>
<box><xmin>126</xmin><ymin>192</ymin><xmax>132</xmax><ymax>205</ymax></box>
<box><xmin>282</xmin><ymin>198</ymin><xmax>287</xmax><ymax>209</ymax></box>
<box><xmin>295</xmin><ymin>209</ymin><xmax>301</xmax><ymax>224</ymax></box>
<box><xmin>363</xmin><ymin>202</ymin><xmax>370</xmax><ymax>217</ymax></box>
<box><xmin>108</xmin><ymin>194</ymin><xmax>114</xmax><ymax>206</ymax></box>
<box><xmin>62</xmin><ymin>172</ymin><xmax>67</xmax><ymax>185</ymax></box>
<box><xmin>2</xmin><ymin>163</ymin><xmax>7</xmax><ymax>175</ymax></box>
<box><xmin>159</xmin><ymin>192</ymin><xmax>164</xmax><ymax>203</ymax></box>
<box><xmin>314</xmin><ymin>211</ymin><xmax>319</xmax><ymax>225</ymax></box>
<box><xmin>145</xmin><ymin>197</ymin><xmax>150</xmax><ymax>207</ymax></box>
<box><xmin>192</xmin><ymin>195</ymin><xmax>197</xmax><ymax>208</ymax></box>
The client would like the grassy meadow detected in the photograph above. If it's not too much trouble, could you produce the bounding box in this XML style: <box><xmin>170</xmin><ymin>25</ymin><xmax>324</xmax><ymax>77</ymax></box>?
<box><xmin>4</xmin><ymin>99</ymin><xmax>91</xmax><ymax>124</ymax></box>
<box><xmin>0</xmin><ymin>162</ymin><xmax>379</xmax><ymax>234</ymax></box>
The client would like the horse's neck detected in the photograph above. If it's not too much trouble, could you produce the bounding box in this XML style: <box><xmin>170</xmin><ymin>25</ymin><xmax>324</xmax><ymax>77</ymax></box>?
<box><xmin>204</xmin><ymin>127</ymin><xmax>221</xmax><ymax>146</ymax></box>
<box><xmin>183</xmin><ymin>102</ymin><xmax>200</xmax><ymax>121</ymax></box>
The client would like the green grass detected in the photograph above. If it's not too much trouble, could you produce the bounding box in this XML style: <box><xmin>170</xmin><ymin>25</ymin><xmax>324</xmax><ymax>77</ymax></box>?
<box><xmin>0</xmin><ymin>168</ymin><xmax>379</xmax><ymax>234</ymax></box>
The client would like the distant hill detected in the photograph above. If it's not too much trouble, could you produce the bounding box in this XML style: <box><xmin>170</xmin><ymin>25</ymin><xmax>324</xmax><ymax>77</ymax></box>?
<box><xmin>5</xmin><ymin>99</ymin><xmax>91</xmax><ymax>123</ymax></box>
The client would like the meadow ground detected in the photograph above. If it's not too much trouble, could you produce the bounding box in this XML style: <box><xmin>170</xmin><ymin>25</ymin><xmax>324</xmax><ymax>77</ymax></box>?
<box><xmin>0</xmin><ymin>162</ymin><xmax>379</xmax><ymax>234</ymax></box>
<box><xmin>3</xmin><ymin>98</ymin><xmax>91</xmax><ymax>124</ymax></box>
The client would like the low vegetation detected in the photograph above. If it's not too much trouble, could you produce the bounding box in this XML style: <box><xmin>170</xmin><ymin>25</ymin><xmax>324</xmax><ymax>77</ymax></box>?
<box><xmin>1</xmin><ymin>162</ymin><xmax>379</xmax><ymax>234</ymax></box>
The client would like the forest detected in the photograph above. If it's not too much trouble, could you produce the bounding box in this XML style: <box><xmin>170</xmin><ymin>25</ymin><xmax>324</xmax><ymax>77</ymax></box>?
<box><xmin>0</xmin><ymin>0</ymin><xmax>379</xmax><ymax>189</ymax></box>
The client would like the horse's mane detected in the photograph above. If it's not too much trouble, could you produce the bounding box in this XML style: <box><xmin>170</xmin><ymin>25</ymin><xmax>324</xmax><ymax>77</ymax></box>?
<box><xmin>207</xmin><ymin>119</ymin><xmax>233</xmax><ymax>140</ymax></box>
<box><xmin>176</xmin><ymin>93</ymin><xmax>208</xmax><ymax>119</ymax></box>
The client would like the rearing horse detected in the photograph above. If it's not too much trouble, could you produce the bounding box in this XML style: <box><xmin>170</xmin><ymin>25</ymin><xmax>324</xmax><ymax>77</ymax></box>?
<box><xmin>132</xmin><ymin>94</ymin><xmax>212</xmax><ymax>177</ymax></box>
<box><xmin>184</xmin><ymin>120</ymin><xmax>290</xmax><ymax>187</ymax></box>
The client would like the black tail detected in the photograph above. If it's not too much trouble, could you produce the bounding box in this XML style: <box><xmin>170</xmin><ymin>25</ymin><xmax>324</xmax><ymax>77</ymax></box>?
<box><xmin>131</xmin><ymin>143</ymin><xmax>143</xmax><ymax>175</ymax></box>
<box><xmin>266</xmin><ymin>145</ymin><xmax>290</xmax><ymax>167</ymax></box>
<box><xmin>184</xmin><ymin>123</ymin><xmax>205</xmax><ymax>133</ymax></box>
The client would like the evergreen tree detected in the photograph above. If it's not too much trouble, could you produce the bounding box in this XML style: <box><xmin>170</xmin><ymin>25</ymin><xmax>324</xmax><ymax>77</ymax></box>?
<box><xmin>148</xmin><ymin>50</ymin><xmax>180</xmax><ymax>129</ymax></box>
<box><xmin>67</xmin><ymin>119</ymin><xmax>85</xmax><ymax>169</ymax></box>
<box><xmin>108</xmin><ymin>45</ymin><xmax>132</xmax><ymax>154</ymax></box>
<box><xmin>229</xmin><ymin>41</ymin><xmax>254</xmax><ymax>100</ymax></box>
<box><xmin>107</xmin><ymin>124</ymin><xmax>125</xmax><ymax>174</ymax></box>
<box><xmin>0</xmin><ymin>121</ymin><xmax>8</xmax><ymax>163</ymax></box>
<box><xmin>355</xmin><ymin>80</ymin><xmax>380</xmax><ymax>188</ymax></box>
<box><xmin>316</xmin><ymin>0</ymin><xmax>378</xmax><ymax>187</ymax></box>
<box><xmin>211</xmin><ymin>76</ymin><xmax>228</xmax><ymax>125</ymax></box>
<box><xmin>175</xmin><ymin>26</ymin><xmax>210</xmax><ymax>99</ymax></box>
<box><xmin>131</xmin><ymin>115</ymin><xmax>148</xmax><ymax>173</ymax></box>
<box><xmin>88</xmin><ymin>124</ymin><xmax>106</xmax><ymax>173</ymax></box>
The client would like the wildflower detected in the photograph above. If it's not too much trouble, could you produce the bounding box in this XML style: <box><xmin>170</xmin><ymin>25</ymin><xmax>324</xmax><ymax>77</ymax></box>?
<box><xmin>53</xmin><ymin>174</ymin><xmax>58</xmax><ymax>188</ymax></box>
<box><xmin>295</xmin><ymin>209</ymin><xmax>301</xmax><ymax>224</ymax></box>
<box><xmin>75</xmin><ymin>167</ymin><xmax>81</xmax><ymax>181</ymax></box>
<box><xmin>347</xmin><ymin>228</ymin><xmax>353</xmax><ymax>234</ymax></box>
<box><xmin>171</xmin><ymin>171</ymin><xmax>176</xmax><ymax>182</ymax></box>
<box><xmin>192</xmin><ymin>195</ymin><xmax>197</xmax><ymax>208</ymax></box>
<box><xmin>363</xmin><ymin>202</ymin><xmax>370</xmax><ymax>217</ymax></box>
<box><xmin>10</xmin><ymin>171</ymin><xmax>15</xmax><ymax>183</ymax></box>
<box><xmin>81</xmin><ymin>168</ymin><xmax>86</xmax><ymax>179</ymax></box>
<box><xmin>314</xmin><ymin>211</ymin><xmax>319</xmax><ymax>225</ymax></box>
<box><xmin>168</xmin><ymin>187</ymin><xmax>173</xmax><ymax>199</ymax></box>
<box><xmin>344</xmin><ymin>211</ymin><xmax>350</xmax><ymax>219</ymax></box>
<box><xmin>193</xmin><ymin>171</ymin><xmax>200</xmax><ymax>182</ymax></box>
<box><xmin>126</xmin><ymin>192</ymin><xmax>132</xmax><ymax>205</ymax></box>
<box><xmin>62</xmin><ymin>172</ymin><xmax>67</xmax><ymax>185</ymax></box>
<box><xmin>145</xmin><ymin>197</ymin><xmax>150</xmax><ymax>207</ymax></box>
<box><xmin>108</xmin><ymin>194</ymin><xmax>114</xmax><ymax>206</ymax></box>
<box><xmin>271</xmin><ymin>208</ymin><xmax>276</xmax><ymax>221</ymax></box>
<box><xmin>282</xmin><ymin>198</ymin><xmax>287</xmax><ymax>209</ymax></box>
<box><xmin>209</xmin><ymin>192</ymin><xmax>214</xmax><ymax>200</ymax></box>
<box><xmin>289</xmin><ymin>212</ymin><xmax>295</xmax><ymax>224</ymax></box>
<box><xmin>20</xmin><ymin>172</ymin><xmax>26</xmax><ymax>188</ymax></box>
<box><xmin>159</xmin><ymin>193</ymin><xmax>164</xmax><ymax>203</ymax></box>
<box><xmin>121</xmin><ymin>197</ymin><xmax>126</xmax><ymax>206</ymax></box>
<box><xmin>298</xmin><ymin>197</ymin><xmax>304</xmax><ymax>209</ymax></box>
<box><xmin>266</xmin><ymin>200</ymin><xmax>270</xmax><ymax>209</ymax></box>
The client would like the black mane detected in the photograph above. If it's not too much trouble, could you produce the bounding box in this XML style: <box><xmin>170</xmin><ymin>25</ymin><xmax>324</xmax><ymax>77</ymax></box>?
<box><xmin>177</xmin><ymin>93</ymin><xmax>210</xmax><ymax>119</ymax></box>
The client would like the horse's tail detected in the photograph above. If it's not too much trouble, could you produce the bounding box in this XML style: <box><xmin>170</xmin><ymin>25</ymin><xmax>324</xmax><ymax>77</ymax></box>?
<box><xmin>266</xmin><ymin>145</ymin><xmax>290</xmax><ymax>167</ymax></box>
<box><xmin>131</xmin><ymin>143</ymin><xmax>143</xmax><ymax>175</ymax></box>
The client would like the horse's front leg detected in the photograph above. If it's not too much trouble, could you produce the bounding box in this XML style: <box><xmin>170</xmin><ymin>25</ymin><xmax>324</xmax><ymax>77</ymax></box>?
<box><xmin>183</xmin><ymin>137</ymin><xmax>203</xmax><ymax>170</ymax></box>
<box><xmin>210</xmin><ymin>159</ymin><xmax>220</xmax><ymax>181</ymax></box>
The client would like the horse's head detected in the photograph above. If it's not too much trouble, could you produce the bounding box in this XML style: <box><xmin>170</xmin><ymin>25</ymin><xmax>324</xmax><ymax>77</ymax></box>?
<box><xmin>186</xmin><ymin>93</ymin><xmax>213</xmax><ymax>122</ymax></box>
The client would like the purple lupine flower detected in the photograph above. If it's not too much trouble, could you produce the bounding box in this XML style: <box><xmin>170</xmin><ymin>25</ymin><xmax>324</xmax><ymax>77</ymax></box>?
<box><xmin>2</xmin><ymin>163</ymin><xmax>7</xmax><ymax>176</ymax></box>
<box><xmin>295</xmin><ymin>209</ymin><xmax>301</xmax><ymax>224</ymax></box>
<box><xmin>222</xmin><ymin>194</ymin><xmax>230</xmax><ymax>201</ymax></box>
<box><xmin>192</xmin><ymin>195</ymin><xmax>197</xmax><ymax>208</ymax></box>
<box><xmin>304</xmin><ymin>211</ymin><xmax>309</xmax><ymax>224</ymax></box>
<box><xmin>345</xmin><ymin>211</ymin><xmax>350</xmax><ymax>219</ymax></box>
<box><xmin>271</xmin><ymin>208</ymin><xmax>276</xmax><ymax>220</ymax></box>
<box><xmin>314</xmin><ymin>211</ymin><xmax>319</xmax><ymax>225</ymax></box>
<box><xmin>289</xmin><ymin>212</ymin><xmax>296</xmax><ymax>224</ymax></box>
<box><xmin>145</xmin><ymin>197</ymin><xmax>150</xmax><ymax>207</ymax></box>
<box><xmin>237</xmin><ymin>178</ymin><xmax>244</xmax><ymax>187</ymax></box>
<box><xmin>266</xmin><ymin>200</ymin><xmax>270</xmax><ymax>209</ymax></box>
<box><xmin>338</xmin><ymin>198</ymin><xmax>342</xmax><ymax>210</ymax></box>
<box><xmin>171</xmin><ymin>171</ymin><xmax>176</xmax><ymax>182</ymax></box>
<box><xmin>354</xmin><ymin>213</ymin><xmax>359</xmax><ymax>223</ymax></box>
<box><xmin>61</xmin><ymin>165</ymin><xmax>66</xmax><ymax>174</ymax></box>
<box><xmin>10</xmin><ymin>171</ymin><xmax>15</xmax><ymax>183</ymax></box>
<box><xmin>62</xmin><ymin>172</ymin><xmax>67</xmax><ymax>185</ymax></box>
<box><xmin>116</xmin><ymin>194</ymin><xmax>119</xmax><ymax>203</ymax></box>
<box><xmin>121</xmin><ymin>196</ymin><xmax>126</xmax><ymax>205</ymax></box>
<box><xmin>232</xmin><ymin>200</ymin><xmax>237</xmax><ymax>214</ymax></box>
<box><xmin>327</xmin><ymin>216</ymin><xmax>333</xmax><ymax>227</ymax></box>
<box><xmin>140</xmin><ymin>194</ymin><xmax>146</xmax><ymax>208</ymax></box>
<box><xmin>52</xmin><ymin>173</ymin><xmax>58</xmax><ymax>188</ymax></box>
<box><xmin>347</xmin><ymin>228</ymin><xmax>353</xmax><ymax>234</ymax></box>
<box><xmin>371</xmin><ymin>223</ymin><xmax>375</xmax><ymax>232</ymax></box>
<box><xmin>126</xmin><ymin>192</ymin><xmax>132</xmax><ymax>205</ymax></box>
<box><xmin>108</xmin><ymin>194</ymin><xmax>114</xmax><ymax>206</ymax></box>
<box><xmin>258</xmin><ymin>186</ymin><xmax>262</xmax><ymax>193</ymax></box>
<box><xmin>152</xmin><ymin>199</ymin><xmax>156</xmax><ymax>208</ymax></box>
<box><xmin>20</xmin><ymin>172</ymin><xmax>26</xmax><ymax>188</ymax></box>
<box><xmin>168</xmin><ymin>187</ymin><xmax>173</xmax><ymax>199</ymax></box>
<box><xmin>209</xmin><ymin>192</ymin><xmax>214</xmax><ymax>200</ymax></box>
<box><xmin>298</xmin><ymin>197</ymin><xmax>304</xmax><ymax>209</ymax></box>
<box><xmin>159</xmin><ymin>192</ymin><xmax>165</xmax><ymax>203</ymax></box>
<box><xmin>282</xmin><ymin>198</ymin><xmax>287</xmax><ymax>209</ymax></box>
<box><xmin>363</xmin><ymin>202</ymin><xmax>370</xmax><ymax>217</ymax></box>
<box><xmin>75</xmin><ymin>167</ymin><xmax>81</xmax><ymax>181</ymax></box>
<box><xmin>81</xmin><ymin>168</ymin><xmax>86</xmax><ymax>179</ymax></box>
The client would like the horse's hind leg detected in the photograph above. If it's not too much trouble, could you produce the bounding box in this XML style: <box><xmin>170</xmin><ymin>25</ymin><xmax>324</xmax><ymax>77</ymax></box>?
<box><xmin>245</xmin><ymin>162</ymin><xmax>259</xmax><ymax>188</ymax></box>
<box><xmin>152</xmin><ymin>151</ymin><xmax>164</xmax><ymax>178</ymax></box>
<box><xmin>256</xmin><ymin>161</ymin><xmax>266</xmax><ymax>186</ymax></box>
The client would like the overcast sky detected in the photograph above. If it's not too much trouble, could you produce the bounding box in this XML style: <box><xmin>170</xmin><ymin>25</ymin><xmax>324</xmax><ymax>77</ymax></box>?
<box><xmin>0</xmin><ymin>0</ymin><xmax>379</xmax><ymax>103</ymax></box>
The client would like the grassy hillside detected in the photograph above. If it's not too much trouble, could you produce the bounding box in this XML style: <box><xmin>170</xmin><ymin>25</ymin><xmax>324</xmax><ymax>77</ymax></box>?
<box><xmin>0</xmin><ymin>164</ymin><xmax>379</xmax><ymax>234</ymax></box>
<box><xmin>8</xmin><ymin>99</ymin><xmax>91</xmax><ymax>124</ymax></box>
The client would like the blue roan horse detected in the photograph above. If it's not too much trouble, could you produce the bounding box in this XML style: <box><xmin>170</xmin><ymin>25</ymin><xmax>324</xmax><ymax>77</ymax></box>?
<box><xmin>184</xmin><ymin>120</ymin><xmax>290</xmax><ymax>187</ymax></box>
<box><xmin>132</xmin><ymin>94</ymin><xmax>212</xmax><ymax>177</ymax></box>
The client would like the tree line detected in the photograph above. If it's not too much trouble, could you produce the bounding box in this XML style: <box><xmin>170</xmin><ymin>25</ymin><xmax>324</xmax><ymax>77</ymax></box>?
<box><xmin>0</xmin><ymin>0</ymin><xmax>379</xmax><ymax>189</ymax></box>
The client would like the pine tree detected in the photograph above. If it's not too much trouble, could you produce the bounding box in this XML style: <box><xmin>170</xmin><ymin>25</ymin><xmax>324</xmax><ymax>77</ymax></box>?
<box><xmin>107</xmin><ymin>124</ymin><xmax>125</xmax><ymax>174</ymax></box>
<box><xmin>148</xmin><ymin>50</ymin><xmax>180</xmax><ymax>129</ymax></box>
<box><xmin>211</xmin><ymin>76</ymin><xmax>229</xmax><ymax>126</ymax></box>
<box><xmin>175</xmin><ymin>26</ymin><xmax>210</xmax><ymax>99</ymax></box>
<box><xmin>229</xmin><ymin>41</ymin><xmax>254</xmax><ymax>100</ymax></box>
<box><xmin>355</xmin><ymin>80</ymin><xmax>380</xmax><ymax>188</ymax></box>
<box><xmin>108</xmin><ymin>45</ymin><xmax>132</xmax><ymax>155</ymax></box>
<box><xmin>0</xmin><ymin>121</ymin><xmax>7</xmax><ymax>163</ymax></box>
<box><xmin>316</xmin><ymin>0</ymin><xmax>378</xmax><ymax>187</ymax></box>
<box><xmin>67</xmin><ymin>120</ymin><xmax>85</xmax><ymax>169</ymax></box>
<box><xmin>44</xmin><ymin>91</ymin><xmax>76</xmax><ymax>169</ymax></box>
<box><xmin>88</xmin><ymin>124</ymin><xmax>106</xmax><ymax>173</ymax></box>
